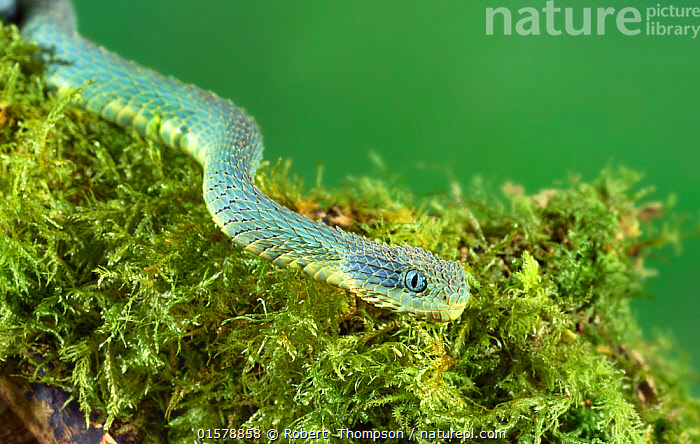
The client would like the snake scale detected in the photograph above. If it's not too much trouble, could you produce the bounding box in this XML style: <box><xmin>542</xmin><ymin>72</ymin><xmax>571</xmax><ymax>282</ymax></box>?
<box><xmin>2</xmin><ymin>0</ymin><xmax>469</xmax><ymax>322</ymax></box>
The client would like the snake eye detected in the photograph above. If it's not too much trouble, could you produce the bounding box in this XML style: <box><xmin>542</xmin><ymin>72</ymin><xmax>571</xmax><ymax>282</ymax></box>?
<box><xmin>404</xmin><ymin>270</ymin><xmax>427</xmax><ymax>293</ymax></box>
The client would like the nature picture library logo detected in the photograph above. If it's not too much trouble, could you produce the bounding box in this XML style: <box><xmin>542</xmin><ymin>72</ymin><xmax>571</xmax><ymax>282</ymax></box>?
<box><xmin>485</xmin><ymin>1</ymin><xmax>700</xmax><ymax>38</ymax></box>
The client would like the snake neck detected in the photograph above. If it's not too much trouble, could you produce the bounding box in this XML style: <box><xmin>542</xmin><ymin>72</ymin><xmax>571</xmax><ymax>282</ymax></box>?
<box><xmin>204</xmin><ymin>155</ymin><xmax>356</xmax><ymax>288</ymax></box>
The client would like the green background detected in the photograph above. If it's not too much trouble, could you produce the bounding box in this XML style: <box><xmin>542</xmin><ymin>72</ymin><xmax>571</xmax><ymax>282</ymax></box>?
<box><xmin>71</xmin><ymin>0</ymin><xmax>698</xmax><ymax>392</ymax></box>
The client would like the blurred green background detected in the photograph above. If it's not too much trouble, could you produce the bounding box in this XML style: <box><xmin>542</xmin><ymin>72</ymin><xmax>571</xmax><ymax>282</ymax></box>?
<box><xmin>71</xmin><ymin>0</ymin><xmax>698</xmax><ymax>392</ymax></box>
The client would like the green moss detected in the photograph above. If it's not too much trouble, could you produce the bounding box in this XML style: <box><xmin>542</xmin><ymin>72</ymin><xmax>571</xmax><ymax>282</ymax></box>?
<box><xmin>1</xmin><ymin>23</ymin><xmax>698</xmax><ymax>444</ymax></box>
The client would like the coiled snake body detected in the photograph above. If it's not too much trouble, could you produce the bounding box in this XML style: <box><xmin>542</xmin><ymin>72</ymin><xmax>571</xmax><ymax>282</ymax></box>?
<box><xmin>3</xmin><ymin>0</ymin><xmax>469</xmax><ymax>321</ymax></box>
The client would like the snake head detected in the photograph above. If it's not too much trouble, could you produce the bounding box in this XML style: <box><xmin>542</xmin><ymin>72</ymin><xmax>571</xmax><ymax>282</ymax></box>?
<box><xmin>341</xmin><ymin>240</ymin><xmax>469</xmax><ymax>322</ymax></box>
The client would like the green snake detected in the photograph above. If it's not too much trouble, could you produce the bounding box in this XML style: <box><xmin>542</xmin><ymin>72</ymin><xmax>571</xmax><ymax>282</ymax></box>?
<box><xmin>3</xmin><ymin>0</ymin><xmax>469</xmax><ymax>322</ymax></box>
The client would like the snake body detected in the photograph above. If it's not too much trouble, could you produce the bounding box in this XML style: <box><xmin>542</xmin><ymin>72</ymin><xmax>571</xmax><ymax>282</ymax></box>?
<box><xmin>3</xmin><ymin>0</ymin><xmax>469</xmax><ymax>322</ymax></box>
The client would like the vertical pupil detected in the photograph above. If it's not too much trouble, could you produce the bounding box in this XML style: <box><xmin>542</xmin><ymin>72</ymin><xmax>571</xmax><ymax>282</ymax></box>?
<box><xmin>405</xmin><ymin>270</ymin><xmax>426</xmax><ymax>292</ymax></box>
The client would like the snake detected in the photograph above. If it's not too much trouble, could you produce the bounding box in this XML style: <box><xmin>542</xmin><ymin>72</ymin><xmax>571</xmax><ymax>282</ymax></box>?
<box><xmin>2</xmin><ymin>0</ymin><xmax>469</xmax><ymax>322</ymax></box>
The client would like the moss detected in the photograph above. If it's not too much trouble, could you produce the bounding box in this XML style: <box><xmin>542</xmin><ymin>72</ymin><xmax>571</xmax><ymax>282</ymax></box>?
<box><xmin>1</xmin><ymin>23</ymin><xmax>698</xmax><ymax>444</ymax></box>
